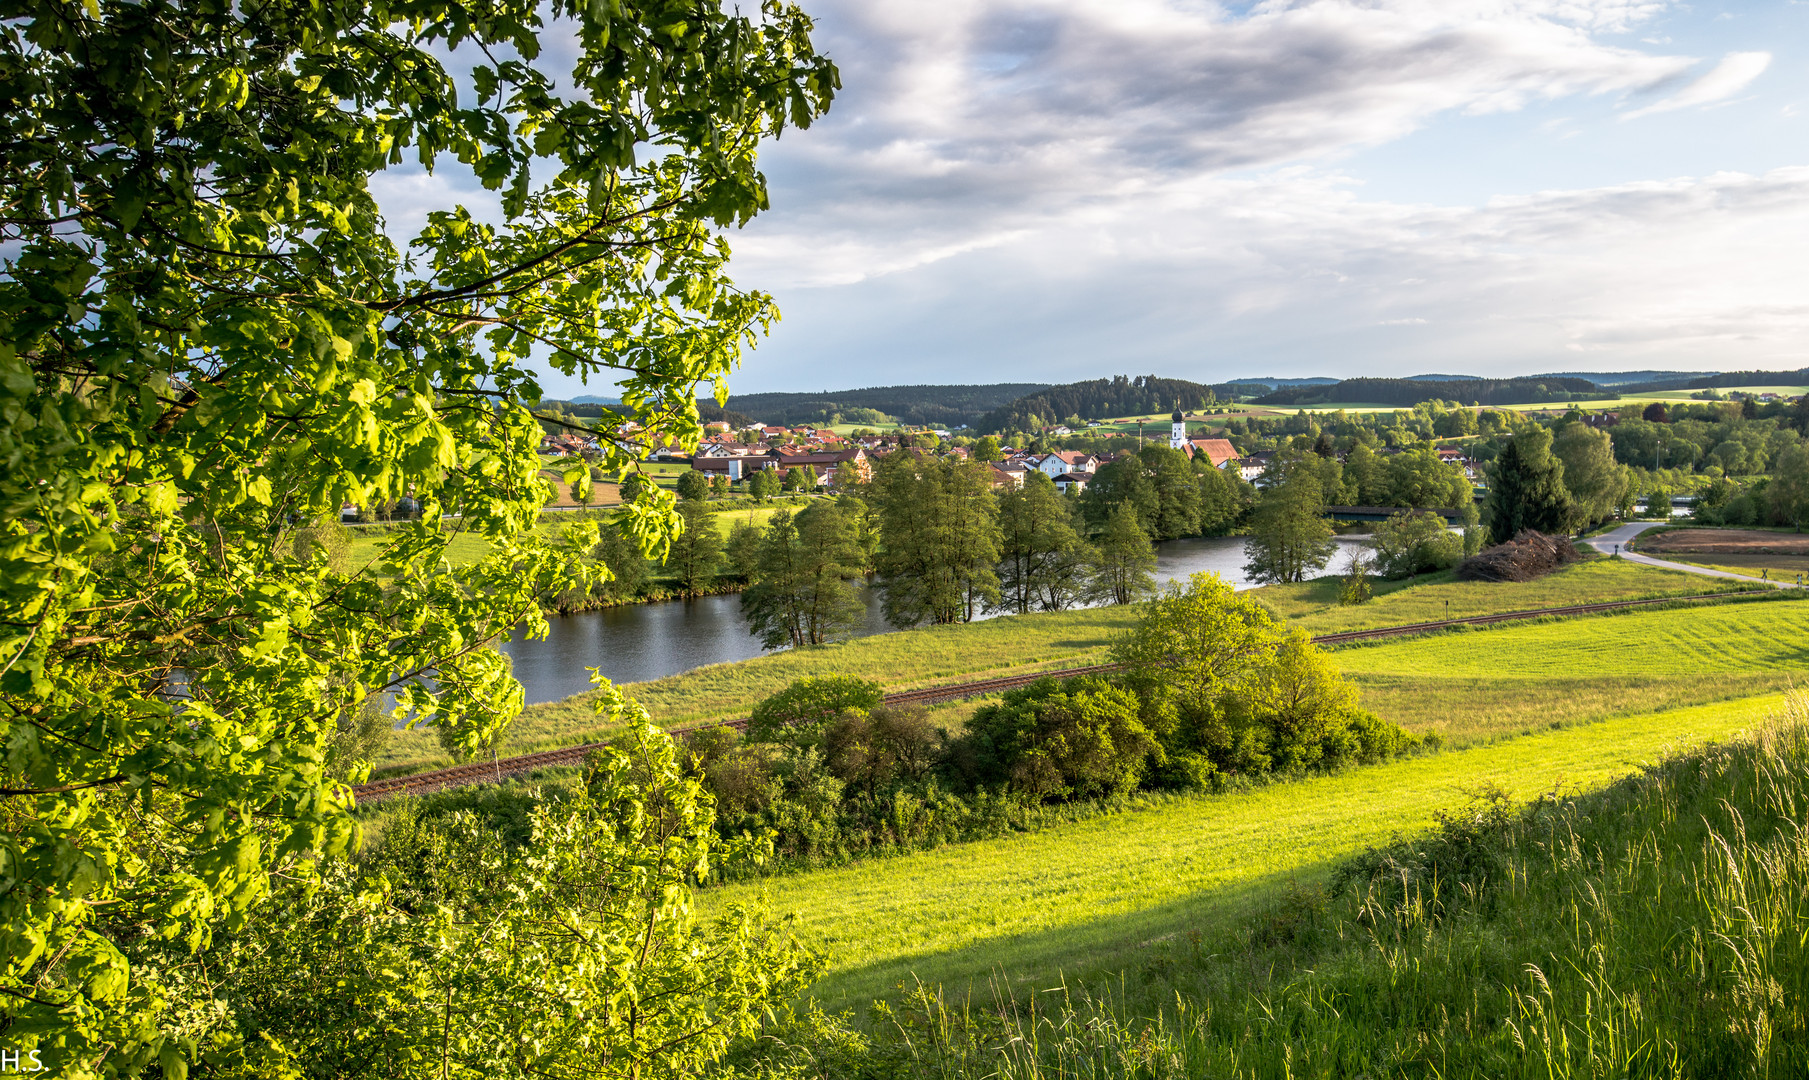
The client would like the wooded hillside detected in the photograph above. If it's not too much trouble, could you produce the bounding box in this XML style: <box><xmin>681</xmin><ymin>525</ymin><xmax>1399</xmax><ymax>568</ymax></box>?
<box><xmin>1256</xmin><ymin>376</ymin><xmax>1601</xmax><ymax>407</ymax></box>
<box><xmin>722</xmin><ymin>384</ymin><xmax>1051</xmax><ymax>428</ymax></box>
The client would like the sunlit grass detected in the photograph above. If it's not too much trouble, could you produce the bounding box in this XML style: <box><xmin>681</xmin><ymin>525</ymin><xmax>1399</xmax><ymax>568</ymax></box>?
<box><xmin>706</xmin><ymin>694</ymin><xmax>1783</xmax><ymax>1008</ymax></box>
<box><xmin>1256</xmin><ymin>556</ymin><xmax>1752</xmax><ymax>634</ymax></box>
<box><xmin>1660</xmin><ymin>553</ymin><xmax>1809</xmax><ymax>583</ymax></box>
<box><xmin>1331</xmin><ymin>596</ymin><xmax>1809</xmax><ymax>744</ymax></box>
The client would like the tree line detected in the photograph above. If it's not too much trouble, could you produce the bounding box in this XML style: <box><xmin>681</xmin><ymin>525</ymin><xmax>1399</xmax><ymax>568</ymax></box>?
<box><xmin>658</xmin><ymin>447</ymin><xmax>1266</xmax><ymax>648</ymax></box>
<box><xmin>720</xmin><ymin>383</ymin><xmax>1050</xmax><ymax>429</ymax></box>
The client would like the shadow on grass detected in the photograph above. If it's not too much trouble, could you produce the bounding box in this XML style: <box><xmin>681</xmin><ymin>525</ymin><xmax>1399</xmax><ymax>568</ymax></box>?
<box><xmin>806</xmin><ymin>863</ymin><xmax>1336</xmax><ymax>1012</ymax></box>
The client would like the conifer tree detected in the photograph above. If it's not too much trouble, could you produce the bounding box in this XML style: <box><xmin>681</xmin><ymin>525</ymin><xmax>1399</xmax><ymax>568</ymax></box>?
<box><xmin>1485</xmin><ymin>427</ymin><xmax>1575</xmax><ymax>542</ymax></box>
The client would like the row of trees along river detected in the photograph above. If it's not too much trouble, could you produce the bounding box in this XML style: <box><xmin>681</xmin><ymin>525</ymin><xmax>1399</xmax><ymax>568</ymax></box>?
<box><xmin>500</xmin><ymin>445</ymin><xmax>1397</xmax><ymax>702</ymax></box>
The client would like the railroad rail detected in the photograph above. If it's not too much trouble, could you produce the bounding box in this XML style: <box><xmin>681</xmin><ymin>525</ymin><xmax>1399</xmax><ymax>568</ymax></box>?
<box><xmin>351</xmin><ymin>588</ymin><xmax>1771</xmax><ymax>804</ymax></box>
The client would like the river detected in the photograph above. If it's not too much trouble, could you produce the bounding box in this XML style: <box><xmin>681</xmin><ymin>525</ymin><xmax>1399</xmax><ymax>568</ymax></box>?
<box><xmin>498</xmin><ymin>534</ymin><xmax>1372</xmax><ymax>705</ymax></box>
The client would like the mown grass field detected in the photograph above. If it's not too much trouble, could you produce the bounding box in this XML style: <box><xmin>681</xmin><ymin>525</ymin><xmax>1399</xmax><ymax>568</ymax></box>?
<box><xmin>1329</xmin><ymin>595</ymin><xmax>1809</xmax><ymax>744</ymax></box>
<box><xmin>374</xmin><ymin>605</ymin><xmax>1150</xmax><ymax>769</ymax></box>
<box><xmin>1254</xmin><ymin>557</ymin><xmax>1752</xmax><ymax>634</ymax></box>
<box><xmin>706</xmin><ymin>693</ymin><xmax>1784</xmax><ymax>1009</ymax></box>
<box><xmin>1662</xmin><ymin>553</ymin><xmax>1809</xmax><ymax>582</ymax></box>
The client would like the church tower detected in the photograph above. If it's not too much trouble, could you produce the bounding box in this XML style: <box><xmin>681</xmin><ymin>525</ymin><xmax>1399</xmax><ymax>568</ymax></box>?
<box><xmin>1169</xmin><ymin>409</ymin><xmax>1186</xmax><ymax>450</ymax></box>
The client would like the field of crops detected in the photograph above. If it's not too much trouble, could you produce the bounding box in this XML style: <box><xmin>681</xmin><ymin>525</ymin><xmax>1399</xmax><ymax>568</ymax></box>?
<box><xmin>707</xmin><ymin>693</ymin><xmax>1782</xmax><ymax>1007</ymax></box>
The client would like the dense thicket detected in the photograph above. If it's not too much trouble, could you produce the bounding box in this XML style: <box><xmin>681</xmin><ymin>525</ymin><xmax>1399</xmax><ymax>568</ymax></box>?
<box><xmin>978</xmin><ymin>375</ymin><xmax>1222</xmax><ymax>433</ymax></box>
<box><xmin>1255</xmin><ymin>376</ymin><xmax>1601</xmax><ymax>407</ymax></box>
<box><xmin>723</xmin><ymin>384</ymin><xmax>1050</xmax><ymax>428</ymax></box>
<box><xmin>175</xmin><ymin>716</ymin><xmax>816</xmax><ymax>1079</ymax></box>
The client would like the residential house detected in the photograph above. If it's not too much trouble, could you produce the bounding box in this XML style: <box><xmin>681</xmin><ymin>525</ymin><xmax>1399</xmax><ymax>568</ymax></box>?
<box><xmin>1032</xmin><ymin>450</ymin><xmax>1099</xmax><ymax>479</ymax></box>
<box><xmin>988</xmin><ymin>462</ymin><xmax>1028</xmax><ymax>489</ymax></box>
<box><xmin>1238</xmin><ymin>450</ymin><xmax>1275</xmax><ymax>482</ymax></box>
<box><xmin>1052</xmin><ymin>471</ymin><xmax>1090</xmax><ymax>494</ymax></box>
<box><xmin>771</xmin><ymin>447</ymin><xmax>871</xmax><ymax>487</ymax></box>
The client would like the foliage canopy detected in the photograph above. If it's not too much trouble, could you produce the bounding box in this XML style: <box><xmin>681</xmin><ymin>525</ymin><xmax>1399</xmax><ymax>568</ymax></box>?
<box><xmin>0</xmin><ymin>0</ymin><xmax>835</xmax><ymax>1067</ymax></box>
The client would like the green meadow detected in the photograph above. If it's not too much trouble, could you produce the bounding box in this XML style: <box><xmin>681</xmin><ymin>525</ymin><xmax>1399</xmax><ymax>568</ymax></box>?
<box><xmin>708</xmin><ymin>694</ymin><xmax>1783</xmax><ymax>1008</ymax></box>
<box><xmin>1255</xmin><ymin>556</ymin><xmax>1754</xmax><ymax>633</ymax></box>
<box><xmin>1327</xmin><ymin>592</ymin><xmax>1809</xmax><ymax>744</ymax></box>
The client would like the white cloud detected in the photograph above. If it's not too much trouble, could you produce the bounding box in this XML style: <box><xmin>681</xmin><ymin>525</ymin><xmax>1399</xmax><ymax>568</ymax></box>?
<box><xmin>741</xmin><ymin>0</ymin><xmax>1693</xmax><ymax>290</ymax></box>
<box><xmin>741</xmin><ymin>165</ymin><xmax>1809</xmax><ymax>387</ymax></box>
<box><xmin>1623</xmin><ymin>50</ymin><xmax>1772</xmax><ymax>118</ymax></box>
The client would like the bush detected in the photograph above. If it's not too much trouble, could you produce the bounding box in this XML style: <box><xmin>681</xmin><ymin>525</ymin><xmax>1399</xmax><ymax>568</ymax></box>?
<box><xmin>676</xmin><ymin>469</ymin><xmax>709</xmax><ymax>501</ymax></box>
<box><xmin>1370</xmin><ymin>509</ymin><xmax>1462</xmax><ymax>579</ymax></box>
<box><xmin>746</xmin><ymin>676</ymin><xmax>884</xmax><ymax>747</ymax></box>
<box><xmin>823</xmin><ymin>706</ymin><xmax>941</xmax><ymax>797</ymax></box>
<box><xmin>959</xmin><ymin>676</ymin><xmax>1159</xmax><ymax>800</ymax></box>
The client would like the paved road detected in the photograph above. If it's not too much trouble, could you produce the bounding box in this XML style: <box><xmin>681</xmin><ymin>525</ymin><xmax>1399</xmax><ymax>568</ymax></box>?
<box><xmin>1585</xmin><ymin>521</ymin><xmax>1806</xmax><ymax>588</ymax></box>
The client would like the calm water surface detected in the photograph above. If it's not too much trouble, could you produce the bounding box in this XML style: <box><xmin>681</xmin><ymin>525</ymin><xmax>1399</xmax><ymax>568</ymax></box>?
<box><xmin>499</xmin><ymin>535</ymin><xmax>1372</xmax><ymax>704</ymax></box>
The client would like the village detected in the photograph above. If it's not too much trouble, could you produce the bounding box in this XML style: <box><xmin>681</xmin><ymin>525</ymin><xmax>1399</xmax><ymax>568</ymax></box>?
<box><xmin>527</xmin><ymin>407</ymin><xmax>1489</xmax><ymax>510</ymax></box>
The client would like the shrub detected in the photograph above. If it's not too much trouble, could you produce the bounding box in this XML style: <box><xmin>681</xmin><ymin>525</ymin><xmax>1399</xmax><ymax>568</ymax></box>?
<box><xmin>823</xmin><ymin>706</ymin><xmax>941</xmax><ymax>797</ymax></box>
<box><xmin>746</xmin><ymin>676</ymin><xmax>884</xmax><ymax>746</ymax></box>
<box><xmin>960</xmin><ymin>677</ymin><xmax>1159</xmax><ymax>800</ymax></box>
<box><xmin>1371</xmin><ymin>509</ymin><xmax>1462</xmax><ymax>579</ymax></box>
<box><xmin>676</xmin><ymin>469</ymin><xmax>710</xmax><ymax>501</ymax></box>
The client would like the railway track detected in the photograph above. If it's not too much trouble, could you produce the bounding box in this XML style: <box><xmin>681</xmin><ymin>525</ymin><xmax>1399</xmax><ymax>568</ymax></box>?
<box><xmin>351</xmin><ymin>588</ymin><xmax>1771</xmax><ymax>804</ymax></box>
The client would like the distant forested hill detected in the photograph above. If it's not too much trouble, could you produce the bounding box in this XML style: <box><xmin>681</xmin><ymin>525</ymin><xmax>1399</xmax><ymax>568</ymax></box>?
<box><xmin>1614</xmin><ymin>369</ymin><xmax>1809</xmax><ymax>394</ymax></box>
<box><xmin>977</xmin><ymin>375</ymin><xmax>1228</xmax><ymax>433</ymax></box>
<box><xmin>1255</xmin><ymin>376</ymin><xmax>1601</xmax><ymax>407</ymax></box>
<box><xmin>719</xmin><ymin>384</ymin><xmax>1050</xmax><ymax>428</ymax></box>
<box><xmin>1533</xmin><ymin>370</ymin><xmax>1712</xmax><ymax>388</ymax></box>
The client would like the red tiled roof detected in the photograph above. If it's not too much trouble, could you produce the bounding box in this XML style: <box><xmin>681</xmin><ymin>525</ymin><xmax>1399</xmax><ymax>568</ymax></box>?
<box><xmin>1186</xmin><ymin>438</ymin><xmax>1240</xmax><ymax>467</ymax></box>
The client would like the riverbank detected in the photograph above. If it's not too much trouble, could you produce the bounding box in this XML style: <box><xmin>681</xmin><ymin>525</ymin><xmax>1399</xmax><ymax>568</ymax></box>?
<box><xmin>373</xmin><ymin>555</ymin><xmax>1740</xmax><ymax>778</ymax></box>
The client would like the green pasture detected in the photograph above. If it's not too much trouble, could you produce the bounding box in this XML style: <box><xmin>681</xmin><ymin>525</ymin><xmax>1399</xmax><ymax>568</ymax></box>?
<box><xmin>1329</xmin><ymin>596</ymin><xmax>1809</xmax><ymax>744</ymax></box>
<box><xmin>1256</xmin><ymin>556</ymin><xmax>1752</xmax><ymax>634</ymax></box>
<box><xmin>1661</xmin><ymin>553</ymin><xmax>1809</xmax><ymax>582</ymax></box>
<box><xmin>371</xmin><ymin>606</ymin><xmax>1152</xmax><ymax>769</ymax></box>
<box><xmin>708</xmin><ymin>693</ymin><xmax>1783</xmax><ymax>1008</ymax></box>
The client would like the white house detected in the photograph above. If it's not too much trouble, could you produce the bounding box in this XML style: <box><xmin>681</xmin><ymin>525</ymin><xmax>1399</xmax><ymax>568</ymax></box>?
<box><xmin>1032</xmin><ymin>450</ymin><xmax>1099</xmax><ymax>479</ymax></box>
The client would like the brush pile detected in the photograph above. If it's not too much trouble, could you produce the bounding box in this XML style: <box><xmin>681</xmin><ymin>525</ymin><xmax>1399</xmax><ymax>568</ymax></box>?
<box><xmin>1455</xmin><ymin>529</ymin><xmax>1580</xmax><ymax>583</ymax></box>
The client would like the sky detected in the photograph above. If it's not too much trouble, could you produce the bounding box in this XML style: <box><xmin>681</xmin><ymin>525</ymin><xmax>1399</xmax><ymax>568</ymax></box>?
<box><xmin>387</xmin><ymin>0</ymin><xmax>1809</xmax><ymax>397</ymax></box>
